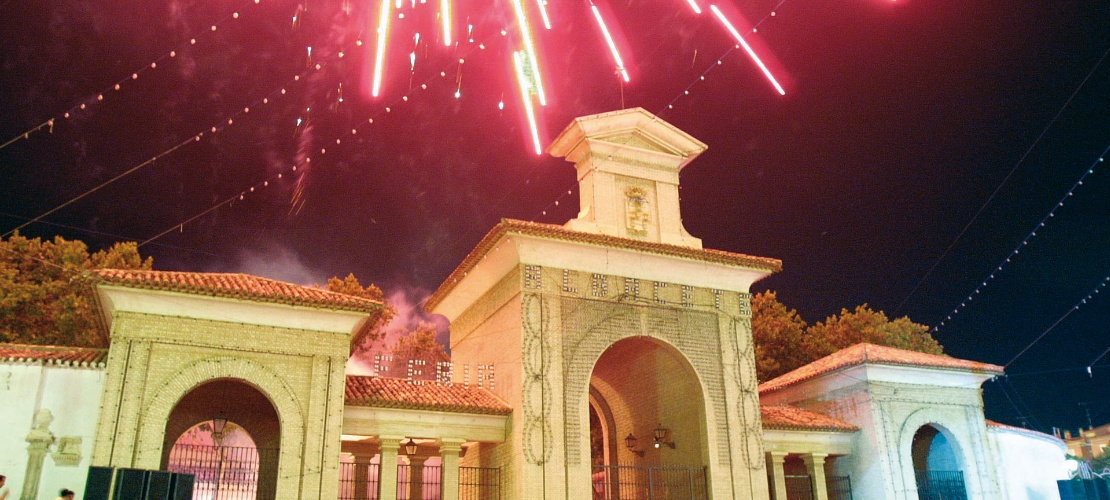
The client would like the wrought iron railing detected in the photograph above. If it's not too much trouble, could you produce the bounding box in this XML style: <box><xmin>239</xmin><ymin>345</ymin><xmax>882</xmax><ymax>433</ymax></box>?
<box><xmin>591</xmin><ymin>465</ymin><xmax>708</xmax><ymax>500</ymax></box>
<box><xmin>397</xmin><ymin>463</ymin><xmax>442</xmax><ymax>500</ymax></box>
<box><xmin>915</xmin><ymin>470</ymin><xmax>967</xmax><ymax>500</ymax></box>
<box><xmin>460</xmin><ymin>467</ymin><xmax>501</xmax><ymax>500</ymax></box>
<box><xmin>166</xmin><ymin>444</ymin><xmax>279</xmax><ymax>500</ymax></box>
<box><xmin>827</xmin><ymin>475</ymin><xmax>852</xmax><ymax>500</ymax></box>
<box><xmin>338</xmin><ymin>462</ymin><xmax>381</xmax><ymax>500</ymax></box>
<box><xmin>784</xmin><ymin>474</ymin><xmax>813</xmax><ymax>500</ymax></box>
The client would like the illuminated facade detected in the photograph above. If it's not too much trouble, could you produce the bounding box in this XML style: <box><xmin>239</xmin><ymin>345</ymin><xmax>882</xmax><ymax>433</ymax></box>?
<box><xmin>0</xmin><ymin>109</ymin><xmax>1068</xmax><ymax>500</ymax></box>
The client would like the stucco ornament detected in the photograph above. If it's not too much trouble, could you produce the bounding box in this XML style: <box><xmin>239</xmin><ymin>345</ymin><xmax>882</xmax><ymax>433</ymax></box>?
<box><xmin>624</xmin><ymin>187</ymin><xmax>651</xmax><ymax>236</ymax></box>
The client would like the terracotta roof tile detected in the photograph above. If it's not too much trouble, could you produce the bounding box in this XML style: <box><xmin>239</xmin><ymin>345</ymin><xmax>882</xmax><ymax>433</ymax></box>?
<box><xmin>95</xmin><ymin>269</ymin><xmax>383</xmax><ymax>314</ymax></box>
<box><xmin>0</xmin><ymin>343</ymin><xmax>108</xmax><ymax>366</ymax></box>
<box><xmin>760</xmin><ymin>405</ymin><xmax>858</xmax><ymax>432</ymax></box>
<box><xmin>427</xmin><ymin>219</ymin><xmax>781</xmax><ymax>310</ymax></box>
<box><xmin>345</xmin><ymin>375</ymin><xmax>512</xmax><ymax>416</ymax></box>
<box><xmin>759</xmin><ymin>343</ymin><xmax>1004</xmax><ymax>394</ymax></box>
<box><xmin>985</xmin><ymin>420</ymin><xmax>1065</xmax><ymax>443</ymax></box>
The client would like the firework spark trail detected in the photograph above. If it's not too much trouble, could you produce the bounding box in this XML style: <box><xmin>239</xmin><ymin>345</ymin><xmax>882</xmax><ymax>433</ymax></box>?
<box><xmin>589</xmin><ymin>3</ymin><xmax>630</xmax><ymax>82</ymax></box>
<box><xmin>536</xmin><ymin>0</ymin><xmax>552</xmax><ymax>30</ymax></box>
<box><xmin>684</xmin><ymin>0</ymin><xmax>702</xmax><ymax>15</ymax></box>
<box><xmin>509</xmin><ymin>0</ymin><xmax>547</xmax><ymax>105</ymax></box>
<box><xmin>371</xmin><ymin>0</ymin><xmax>393</xmax><ymax>97</ymax></box>
<box><xmin>709</xmin><ymin>4</ymin><xmax>785</xmax><ymax>95</ymax></box>
<box><xmin>441</xmin><ymin>0</ymin><xmax>453</xmax><ymax>45</ymax></box>
<box><xmin>513</xmin><ymin>51</ymin><xmax>543</xmax><ymax>155</ymax></box>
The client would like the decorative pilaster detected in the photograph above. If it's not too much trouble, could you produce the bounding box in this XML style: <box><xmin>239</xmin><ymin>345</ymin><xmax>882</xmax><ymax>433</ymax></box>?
<box><xmin>801</xmin><ymin>453</ymin><xmax>829</xmax><ymax>500</ymax></box>
<box><xmin>440</xmin><ymin>439</ymin><xmax>466</xmax><ymax>500</ymax></box>
<box><xmin>767</xmin><ymin>452</ymin><xmax>789</xmax><ymax>500</ymax></box>
<box><xmin>378</xmin><ymin>437</ymin><xmax>402</xmax><ymax>500</ymax></box>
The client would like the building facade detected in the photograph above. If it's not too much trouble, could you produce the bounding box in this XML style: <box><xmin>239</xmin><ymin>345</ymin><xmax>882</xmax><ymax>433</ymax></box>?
<box><xmin>0</xmin><ymin>108</ymin><xmax>1068</xmax><ymax>500</ymax></box>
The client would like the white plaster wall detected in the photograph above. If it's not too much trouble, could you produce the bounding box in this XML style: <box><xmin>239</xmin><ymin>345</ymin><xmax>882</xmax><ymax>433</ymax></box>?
<box><xmin>0</xmin><ymin>362</ymin><xmax>105</xmax><ymax>500</ymax></box>
<box><xmin>989</xmin><ymin>426</ymin><xmax>1066</xmax><ymax>500</ymax></box>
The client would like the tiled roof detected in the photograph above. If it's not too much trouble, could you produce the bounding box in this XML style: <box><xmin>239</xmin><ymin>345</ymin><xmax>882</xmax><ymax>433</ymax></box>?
<box><xmin>759</xmin><ymin>343</ymin><xmax>1005</xmax><ymax>394</ymax></box>
<box><xmin>95</xmin><ymin>269</ymin><xmax>384</xmax><ymax>314</ymax></box>
<box><xmin>0</xmin><ymin>343</ymin><xmax>108</xmax><ymax>367</ymax></box>
<box><xmin>345</xmin><ymin>376</ymin><xmax>512</xmax><ymax>416</ymax></box>
<box><xmin>760</xmin><ymin>405</ymin><xmax>858</xmax><ymax>432</ymax></box>
<box><xmin>426</xmin><ymin>219</ymin><xmax>782</xmax><ymax>310</ymax></box>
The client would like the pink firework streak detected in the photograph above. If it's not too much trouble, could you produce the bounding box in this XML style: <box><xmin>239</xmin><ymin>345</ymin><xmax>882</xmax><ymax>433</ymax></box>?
<box><xmin>360</xmin><ymin>0</ymin><xmax>788</xmax><ymax>153</ymax></box>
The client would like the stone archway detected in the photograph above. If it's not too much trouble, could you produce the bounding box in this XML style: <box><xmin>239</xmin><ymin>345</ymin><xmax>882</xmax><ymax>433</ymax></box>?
<box><xmin>161</xmin><ymin>379</ymin><xmax>280</xmax><ymax>499</ymax></box>
<box><xmin>587</xmin><ymin>336</ymin><xmax>710</xmax><ymax>499</ymax></box>
<box><xmin>133</xmin><ymin>357</ymin><xmax>306</xmax><ymax>498</ymax></box>
<box><xmin>910</xmin><ymin>424</ymin><xmax>967</xmax><ymax>500</ymax></box>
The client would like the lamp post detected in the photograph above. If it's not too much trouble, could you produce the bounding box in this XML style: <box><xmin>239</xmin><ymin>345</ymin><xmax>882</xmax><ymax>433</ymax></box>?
<box><xmin>212</xmin><ymin>417</ymin><xmax>228</xmax><ymax>499</ymax></box>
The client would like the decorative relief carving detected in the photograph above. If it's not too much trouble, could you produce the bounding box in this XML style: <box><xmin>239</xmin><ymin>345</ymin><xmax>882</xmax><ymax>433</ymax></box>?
<box><xmin>52</xmin><ymin>436</ymin><xmax>82</xmax><ymax>466</ymax></box>
<box><xmin>624</xmin><ymin>186</ymin><xmax>651</xmax><ymax>236</ymax></box>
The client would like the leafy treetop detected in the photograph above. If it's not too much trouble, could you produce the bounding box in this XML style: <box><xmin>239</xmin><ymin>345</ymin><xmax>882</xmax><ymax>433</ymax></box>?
<box><xmin>325</xmin><ymin>273</ymin><xmax>396</xmax><ymax>352</ymax></box>
<box><xmin>0</xmin><ymin>233</ymin><xmax>152</xmax><ymax>347</ymax></box>
<box><xmin>751</xmin><ymin>291</ymin><xmax>944</xmax><ymax>381</ymax></box>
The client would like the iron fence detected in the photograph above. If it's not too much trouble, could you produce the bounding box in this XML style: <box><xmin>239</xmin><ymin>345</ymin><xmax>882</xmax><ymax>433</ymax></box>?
<box><xmin>459</xmin><ymin>467</ymin><xmax>501</xmax><ymax>500</ymax></box>
<box><xmin>338</xmin><ymin>462</ymin><xmax>381</xmax><ymax>500</ymax></box>
<box><xmin>591</xmin><ymin>465</ymin><xmax>708</xmax><ymax>500</ymax></box>
<box><xmin>827</xmin><ymin>475</ymin><xmax>852</xmax><ymax>500</ymax></box>
<box><xmin>915</xmin><ymin>470</ymin><xmax>967</xmax><ymax>500</ymax></box>
<box><xmin>166</xmin><ymin>444</ymin><xmax>278</xmax><ymax>500</ymax></box>
<box><xmin>784</xmin><ymin>475</ymin><xmax>813</xmax><ymax>500</ymax></box>
<box><xmin>397</xmin><ymin>463</ymin><xmax>442</xmax><ymax>500</ymax></box>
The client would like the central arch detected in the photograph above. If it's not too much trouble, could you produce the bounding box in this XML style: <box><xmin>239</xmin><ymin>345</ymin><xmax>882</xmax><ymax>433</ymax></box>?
<box><xmin>911</xmin><ymin>424</ymin><xmax>967</xmax><ymax>500</ymax></box>
<box><xmin>162</xmin><ymin>379</ymin><xmax>280</xmax><ymax>499</ymax></box>
<box><xmin>588</xmin><ymin>336</ymin><xmax>710</xmax><ymax>498</ymax></box>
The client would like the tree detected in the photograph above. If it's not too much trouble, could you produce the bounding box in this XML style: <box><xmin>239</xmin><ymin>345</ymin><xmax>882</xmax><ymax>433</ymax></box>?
<box><xmin>751</xmin><ymin>291</ymin><xmax>809</xmax><ymax>382</ymax></box>
<box><xmin>325</xmin><ymin>273</ymin><xmax>396</xmax><ymax>353</ymax></box>
<box><xmin>803</xmin><ymin>304</ymin><xmax>943</xmax><ymax>360</ymax></box>
<box><xmin>0</xmin><ymin>233</ymin><xmax>152</xmax><ymax>347</ymax></box>
<box><xmin>387</xmin><ymin>322</ymin><xmax>449</xmax><ymax>379</ymax></box>
<box><xmin>750</xmin><ymin>292</ymin><xmax>944</xmax><ymax>381</ymax></box>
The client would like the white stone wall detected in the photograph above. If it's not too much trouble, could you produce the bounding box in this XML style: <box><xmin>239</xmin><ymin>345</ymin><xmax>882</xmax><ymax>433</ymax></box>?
<box><xmin>989</xmin><ymin>425</ymin><xmax>1066</xmax><ymax>500</ymax></box>
<box><xmin>0</xmin><ymin>361</ymin><xmax>105</xmax><ymax>500</ymax></box>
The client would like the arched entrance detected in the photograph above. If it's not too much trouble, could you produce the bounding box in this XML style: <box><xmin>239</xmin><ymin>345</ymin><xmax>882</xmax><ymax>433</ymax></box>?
<box><xmin>588</xmin><ymin>336</ymin><xmax>709</xmax><ymax>499</ymax></box>
<box><xmin>911</xmin><ymin>424</ymin><xmax>967</xmax><ymax>500</ymax></box>
<box><xmin>161</xmin><ymin>379</ymin><xmax>280</xmax><ymax>499</ymax></box>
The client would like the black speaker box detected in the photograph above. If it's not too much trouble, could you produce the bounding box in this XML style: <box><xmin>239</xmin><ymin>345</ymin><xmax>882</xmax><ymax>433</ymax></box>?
<box><xmin>112</xmin><ymin>468</ymin><xmax>149</xmax><ymax>500</ymax></box>
<box><xmin>169</xmin><ymin>473</ymin><xmax>195</xmax><ymax>500</ymax></box>
<box><xmin>144</xmin><ymin>470</ymin><xmax>173</xmax><ymax>500</ymax></box>
<box><xmin>84</xmin><ymin>466</ymin><xmax>116</xmax><ymax>500</ymax></box>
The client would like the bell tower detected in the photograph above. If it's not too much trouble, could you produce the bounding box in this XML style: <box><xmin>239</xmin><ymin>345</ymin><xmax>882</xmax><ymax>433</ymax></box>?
<box><xmin>548</xmin><ymin>107</ymin><xmax>707</xmax><ymax>248</ymax></box>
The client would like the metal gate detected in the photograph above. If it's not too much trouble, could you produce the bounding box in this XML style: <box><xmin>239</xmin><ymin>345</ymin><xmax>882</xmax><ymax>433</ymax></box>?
<box><xmin>827</xmin><ymin>475</ymin><xmax>852</xmax><ymax>500</ymax></box>
<box><xmin>784</xmin><ymin>475</ymin><xmax>813</xmax><ymax>500</ymax></box>
<box><xmin>460</xmin><ymin>467</ymin><xmax>501</xmax><ymax>500</ymax></box>
<box><xmin>591</xmin><ymin>465</ymin><xmax>708</xmax><ymax>499</ymax></box>
<box><xmin>915</xmin><ymin>471</ymin><xmax>967</xmax><ymax>500</ymax></box>
<box><xmin>338</xmin><ymin>462</ymin><xmax>381</xmax><ymax>500</ymax></box>
<box><xmin>166</xmin><ymin>444</ymin><xmax>278</xmax><ymax>499</ymax></box>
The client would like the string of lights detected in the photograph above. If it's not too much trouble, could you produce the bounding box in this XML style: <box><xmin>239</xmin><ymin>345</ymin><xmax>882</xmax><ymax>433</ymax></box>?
<box><xmin>896</xmin><ymin>46</ymin><xmax>1110</xmax><ymax>316</ymax></box>
<box><xmin>1004</xmin><ymin>273</ymin><xmax>1110</xmax><ymax>368</ymax></box>
<box><xmin>0</xmin><ymin>65</ymin><xmax>322</xmax><ymax>240</ymax></box>
<box><xmin>0</xmin><ymin>0</ymin><xmax>268</xmax><ymax>152</ymax></box>
<box><xmin>933</xmin><ymin>145</ymin><xmax>1109</xmax><ymax>333</ymax></box>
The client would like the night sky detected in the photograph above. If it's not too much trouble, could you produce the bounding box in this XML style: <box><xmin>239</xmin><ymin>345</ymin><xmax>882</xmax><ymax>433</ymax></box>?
<box><xmin>1</xmin><ymin>0</ymin><xmax>1108</xmax><ymax>433</ymax></box>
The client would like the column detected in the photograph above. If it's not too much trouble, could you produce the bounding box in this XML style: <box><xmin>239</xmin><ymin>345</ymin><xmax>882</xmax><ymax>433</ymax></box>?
<box><xmin>767</xmin><ymin>452</ymin><xmax>789</xmax><ymax>500</ymax></box>
<box><xmin>801</xmin><ymin>453</ymin><xmax>830</xmax><ymax>500</ymax></box>
<box><xmin>440</xmin><ymin>439</ymin><xmax>465</xmax><ymax>500</ymax></box>
<box><xmin>379</xmin><ymin>437</ymin><xmax>403</xmax><ymax>500</ymax></box>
